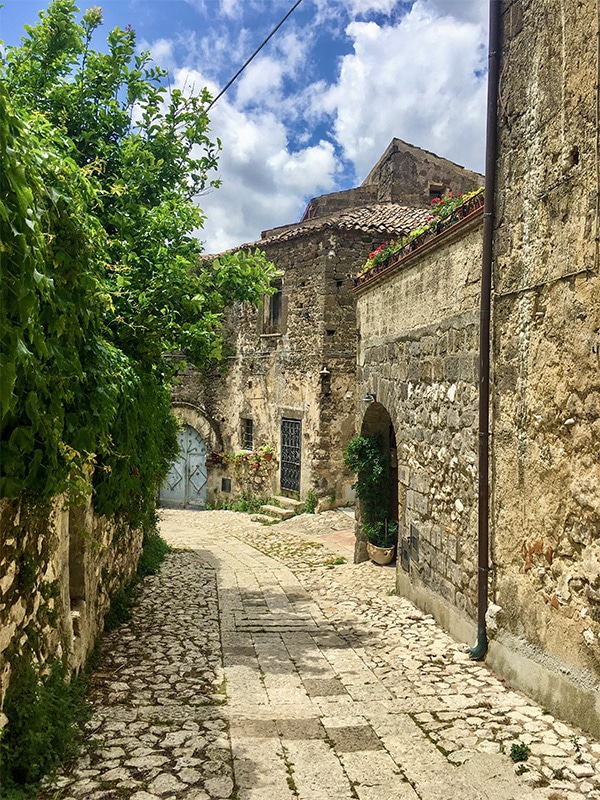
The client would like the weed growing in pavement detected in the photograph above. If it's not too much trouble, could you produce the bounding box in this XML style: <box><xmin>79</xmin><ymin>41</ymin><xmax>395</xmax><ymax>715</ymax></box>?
<box><xmin>302</xmin><ymin>491</ymin><xmax>317</xmax><ymax>514</ymax></box>
<box><xmin>570</xmin><ymin>734</ymin><xmax>583</xmax><ymax>763</ymax></box>
<box><xmin>510</xmin><ymin>742</ymin><xmax>531</xmax><ymax>762</ymax></box>
<box><xmin>515</xmin><ymin>763</ymin><xmax>529</xmax><ymax>775</ymax></box>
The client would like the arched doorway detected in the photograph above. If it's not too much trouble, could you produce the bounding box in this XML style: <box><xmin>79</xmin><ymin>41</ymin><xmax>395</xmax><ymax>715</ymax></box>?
<box><xmin>356</xmin><ymin>402</ymin><xmax>399</xmax><ymax>560</ymax></box>
<box><xmin>159</xmin><ymin>424</ymin><xmax>207</xmax><ymax>509</ymax></box>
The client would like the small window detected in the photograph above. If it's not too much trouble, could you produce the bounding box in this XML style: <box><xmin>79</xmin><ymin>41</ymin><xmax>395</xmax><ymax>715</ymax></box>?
<box><xmin>242</xmin><ymin>418</ymin><xmax>253</xmax><ymax>450</ymax></box>
<box><xmin>221</xmin><ymin>478</ymin><xmax>232</xmax><ymax>493</ymax></box>
<box><xmin>263</xmin><ymin>280</ymin><xmax>282</xmax><ymax>334</ymax></box>
<box><xmin>429</xmin><ymin>183</ymin><xmax>444</xmax><ymax>201</ymax></box>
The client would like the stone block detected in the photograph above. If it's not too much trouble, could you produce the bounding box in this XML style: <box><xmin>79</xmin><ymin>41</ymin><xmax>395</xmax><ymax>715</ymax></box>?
<box><xmin>398</xmin><ymin>465</ymin><xmax>410</xmax><ymax>486</ymax></box>
<box><xmin>446</xmin><ymin>533</ymin><xmax>458</xmax><ymax>562</ymax></box>
<box><xmin>410</xmin><ymin>471</ymin><xmax>430</xmax><ymax>494</ymax></box>
<box><xmin>444</xmin><ymin>356</ymin><xmax>460</xmax><ymax>382</ymax></box>
<box><xmin>414</xmin><ymin>492</ymin><xmax>429</xmax><ymax>516</ymax></box>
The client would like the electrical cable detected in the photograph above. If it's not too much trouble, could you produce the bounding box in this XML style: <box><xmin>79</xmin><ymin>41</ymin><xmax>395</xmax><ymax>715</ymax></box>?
<box><xmin>206</xmin><ymin>0</ymin><xmax>305</xmax><ymax>111</ymax></box>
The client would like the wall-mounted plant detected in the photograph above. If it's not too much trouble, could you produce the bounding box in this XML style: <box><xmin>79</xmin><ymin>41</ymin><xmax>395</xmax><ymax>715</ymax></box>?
<box><xmin>258</xmin><ymin>443</ymin><xmax>274</xmax><ymax>460</ymax></box>
<box><xmin>357</xmin><ymin>187</ymin><xmax>484</xmax><ymax>279</ymax></box>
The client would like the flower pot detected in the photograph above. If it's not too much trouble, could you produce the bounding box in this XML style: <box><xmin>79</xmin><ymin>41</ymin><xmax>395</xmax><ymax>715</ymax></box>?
<box><xmin>263</xmin><ymin>452</ymin><xmax>273</xmax><ymax>461</ymax></box>
<box><xmin>366</xmin><ymin>542</ymin><xmax>395</xmax><ymax>565</ymax></box>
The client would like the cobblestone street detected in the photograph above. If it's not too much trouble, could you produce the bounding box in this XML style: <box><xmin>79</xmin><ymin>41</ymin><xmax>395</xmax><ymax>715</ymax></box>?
<box><xmin>47</xmin><ymin>510</ymin><xmax>600</xmax><ymax>800</ymax></box>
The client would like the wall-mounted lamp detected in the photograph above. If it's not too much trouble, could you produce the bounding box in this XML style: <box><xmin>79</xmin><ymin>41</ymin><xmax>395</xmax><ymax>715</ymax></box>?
<box><xmin>320</xmin><ymin>366</ymin><xmax>331</xmax><ymax>375</ymax></box>
<box><xmin>362</xmin><ymin>392</ymin><xmax>376</xmax><ymax>403</ymax></box>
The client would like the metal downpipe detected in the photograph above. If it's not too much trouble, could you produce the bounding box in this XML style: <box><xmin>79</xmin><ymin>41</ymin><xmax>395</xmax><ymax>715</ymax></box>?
<box><xmin>469</xmin><ymin>0</ymin><xmax>502</xmax><ymax>661</ymax></box>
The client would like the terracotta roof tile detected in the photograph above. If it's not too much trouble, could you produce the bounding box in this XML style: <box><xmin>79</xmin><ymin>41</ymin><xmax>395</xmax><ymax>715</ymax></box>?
<box><xmin>204</xmin><ymin>204</ymin><xmax>431</xmax><ymax>258</ymax></box>
<box><xmin>259</xmin><ymin>204</ymin><xmax>431</xmax><ymax>245</ymax></box>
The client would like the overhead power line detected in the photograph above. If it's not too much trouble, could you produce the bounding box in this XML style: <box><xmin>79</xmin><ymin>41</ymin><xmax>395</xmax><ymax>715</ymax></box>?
<box><xmin>206</xmin><ymin>0</ymin><xmax>305</xmax><ymax>111</ymax></box>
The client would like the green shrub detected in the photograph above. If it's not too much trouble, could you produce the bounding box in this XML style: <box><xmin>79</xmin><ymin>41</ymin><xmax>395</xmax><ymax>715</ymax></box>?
<box><xmin>303</xmin><ymin>491</ymin><xmax>317</xmax><ymax>514</ymax></box>
<box><xmin>104</xmin><ymin>525</ymin><xmax>171</xmax><ymax>631</ymax></box>
<box><xmin>137</xmin><ymin>527</ymin><xmax>171</xmax><ymax>578</ymax></box>
<box><xmin>208</xmin><ymin>492</ymin><xmax>264</xmax><ymax>513</ymax></box>
<box><xmin>0</xmin><ymin>658</ymin><xmax>89</xmax><ymax>796</ymax></box>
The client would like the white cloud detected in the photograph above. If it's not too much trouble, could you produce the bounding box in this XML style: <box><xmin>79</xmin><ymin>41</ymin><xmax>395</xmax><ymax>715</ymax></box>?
<box><xmin>144</xmin><ymin>0</ymin><xmax>487</xmax><ymax>252</ymax></box>
<box><xmin>317</xmin><ymin>1</ymin><xmax>488</xmax><ymax>180</ymax></box>
<box><xmin>192</xmin><ymin>94</ymin><xmax>338</xmax><ymax>252</ymax></box>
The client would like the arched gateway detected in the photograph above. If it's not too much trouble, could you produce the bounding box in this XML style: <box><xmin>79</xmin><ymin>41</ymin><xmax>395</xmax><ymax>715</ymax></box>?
<box><xmin>355</xmin><ymin>401</ymin><xmax>400</xmax><ymax>561</ymax></box>
<box><xmin>159</xmin><ymin>424</ymin><xmax>207</xmax><ymax>509</ymax></box>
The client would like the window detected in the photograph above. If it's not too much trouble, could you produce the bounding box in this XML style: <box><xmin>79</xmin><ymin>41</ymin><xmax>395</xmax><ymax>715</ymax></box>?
<box><xmin>242</xmin><ymin>418</ymin><xmax>253</xmax><ymax>450</ymax></box>
<box><xmin>429</xmin><ymin>182</ymin><xmax>444</xmax><ymax>201</ymax></box>
<box><xmin>263</xmin><ymin>279</ymin><xmax>282</xmax><ymax>333</ymax></box>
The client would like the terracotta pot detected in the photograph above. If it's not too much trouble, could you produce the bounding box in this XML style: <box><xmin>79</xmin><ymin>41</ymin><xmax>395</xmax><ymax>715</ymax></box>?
<box><xmin>263</xmin><ymin>452</ymin><xmax>273</xmax><ymax>461</ymax></box>
<box><xmin>366</xmin><ymin>542</ymin><xmax>395</xmax><ymax>565</ymax></box>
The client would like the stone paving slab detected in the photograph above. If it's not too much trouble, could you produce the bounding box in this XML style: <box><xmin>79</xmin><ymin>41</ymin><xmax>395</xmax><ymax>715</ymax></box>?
<box><xmin>42</xmin><ymin>509</ymin><xmax>600</xmax><ymax>800</ymax></box>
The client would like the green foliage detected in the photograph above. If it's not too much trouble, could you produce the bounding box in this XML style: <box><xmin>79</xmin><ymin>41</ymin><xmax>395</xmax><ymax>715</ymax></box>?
<box><xmin>363</xmin><ymin>520</ymin><xmax>397</xmax><ymax>548</ymax></box>
<box><xmin>510</xmin><ymin>742</ymin><xmax>531</xmax><ymax>762</ymax></box>
<box><xmin>104</xmin><ymin>525</ymin><xmax>171</xmax><ymax>630</ymax></box>
<box><xmin>137</xmin><ymin>527</ymin><xmax>172</xmax><ymax>578</ymax></box>
<box><xmin>0</xmin><ymin>658</ymin><xmax>89</xmax><ymax>795</ymax></box>
<box><xmin>343</xmin><ymin>434</ymin><xmax>388</xmax><ymax>522</ymax></box>
<box><xmin>1</xmin><ymin>1</ymin><xmax>276</xmax><ymax>520</ymax></box>
<box><xmin>303</xmin><ymin>490</ymin><xmax>317</xmax><ymax>514</ymax></box>
<box><xmin>210</xmin><ymin>492</ymin><xmax>265</xmax><ymax>513</ymax></box>
<box><xmin>0</xmin><ymin>81</ymin><xmax>111</xmax><ymax>501</ymax></box>
<box><xmin>343</xmin><ymin>434</ymin><xmax>396</xmax><ymax>547</ymax></box>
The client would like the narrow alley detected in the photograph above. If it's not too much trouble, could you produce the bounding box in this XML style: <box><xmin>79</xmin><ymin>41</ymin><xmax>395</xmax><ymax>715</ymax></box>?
<box><xmin>45</xmin><ymin>510</ymin><xmax>600</xmax><ymax>800</ymax></box>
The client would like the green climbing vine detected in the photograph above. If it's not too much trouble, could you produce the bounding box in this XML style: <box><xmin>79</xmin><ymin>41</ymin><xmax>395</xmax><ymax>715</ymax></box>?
<box><xmin>0</xmin><ymin>1</ymin><xmax>277</xmax><ymax>524</ymax></box>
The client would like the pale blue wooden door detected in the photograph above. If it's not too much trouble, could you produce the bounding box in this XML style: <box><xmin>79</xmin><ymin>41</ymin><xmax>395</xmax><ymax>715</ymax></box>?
<box><xmin>159</xmin><ymin>425</ymin><xmax>207</xmax><ymax>509</ymax></box>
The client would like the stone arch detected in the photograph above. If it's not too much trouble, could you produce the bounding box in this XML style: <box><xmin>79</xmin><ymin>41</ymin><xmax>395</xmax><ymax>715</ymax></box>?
<box><xmin>354</xmin><ymin>399</ymin><xmax>399</xmax><ymax>563</ymax></box>
<box><xmin>171</xmin><ymin>402</ymin><xmax>222</xmax><ymax>453</ymax></box>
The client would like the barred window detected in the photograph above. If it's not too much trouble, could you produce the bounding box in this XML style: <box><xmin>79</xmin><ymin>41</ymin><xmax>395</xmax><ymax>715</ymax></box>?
<box><xmin>242</xmin><ymin>418</ymin><xmax>253</xmax><ymax>450</ymax></box>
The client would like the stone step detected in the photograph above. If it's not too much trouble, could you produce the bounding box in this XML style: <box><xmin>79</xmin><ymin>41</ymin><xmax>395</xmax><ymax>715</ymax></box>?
<box><xmin>260</xmin><ymin>504</ymin><xmax>295</xmax><ymax>520</ymax></box>
<box><xmin>275</xmin><ymin>496</ymin><xmax>304</xmax><ymax>511</ymax></box>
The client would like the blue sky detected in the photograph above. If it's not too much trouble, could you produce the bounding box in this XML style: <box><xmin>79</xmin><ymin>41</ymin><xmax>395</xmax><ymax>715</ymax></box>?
<box><xmin>0</xmin><ymin>0</ymin><xmax>489</xmax><ymax>252</ymax></box>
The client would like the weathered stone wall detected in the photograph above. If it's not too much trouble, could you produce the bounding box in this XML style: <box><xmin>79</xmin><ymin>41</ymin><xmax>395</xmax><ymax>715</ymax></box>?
<box><xmin>174</xmin><ymin>227</ymin><xmax>373</xmax><ymax>506</ymax></box>
<box><xmin>362</xmin><ymin>138</ymin><xmax>484</xmax><ymax>206</ymax></box>
<box><xmin>0</xmin><ymin>497</ymin><xmax>142</xmax><ymax>725</ymax></box>
<box><xmin>356</xmin><ymin>217</ymin><xmax>483</xmax><ymax>618</ymax></box>
<box><xmin>489</xmin><ymin>0</ymin><xmax>600</xmax><ymax>717</ymax></box>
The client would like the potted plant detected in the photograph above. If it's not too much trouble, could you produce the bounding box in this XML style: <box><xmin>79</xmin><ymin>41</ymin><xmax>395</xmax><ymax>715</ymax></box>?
<box><xmin>364</xmin><ymin>521</ymin><xmax>398</xmax><ymax>565</ymax></box>
<box><xmin>343</xmin><ymin>433</ymin><xmax>398</xmax><ymax>564</ymax></box>
<box><xmin>258</xmin><ymin>443</ymin><xmax>274</xmax><ymax>461</ymax></box>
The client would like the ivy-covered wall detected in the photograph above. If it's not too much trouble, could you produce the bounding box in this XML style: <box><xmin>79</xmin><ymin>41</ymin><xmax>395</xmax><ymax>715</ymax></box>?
<box><xmin>0</xmin><ymin>497</ymin><xmax>142</xmax><ymax>730</ymax></box>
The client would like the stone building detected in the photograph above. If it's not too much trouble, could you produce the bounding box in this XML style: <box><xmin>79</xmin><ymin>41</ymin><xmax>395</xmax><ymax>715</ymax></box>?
<box><xmin>354</xmin><ymin>1</ymin><xmax>599</xmax><ymax>736</ymax></box>
<box><xmin>488</xmin><ymin>0</ymin><xmax>600</xmax><ymax>733</ymax></box>
<box><xmin>166</xmin><ymin>140</ymin><xmax>483</xmax><ymax>510</ymax></box>
<box><xmin>354</xmin><ymin>193</ymin><xmax>485</xmax><ymax>617</ymax></box>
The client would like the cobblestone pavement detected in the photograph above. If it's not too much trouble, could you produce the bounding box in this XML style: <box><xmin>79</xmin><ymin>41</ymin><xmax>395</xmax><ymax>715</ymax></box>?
<box><xmin>45</xmin><ymin>509</ymin><xmax>600</xmax><ymax>800</ymax></box>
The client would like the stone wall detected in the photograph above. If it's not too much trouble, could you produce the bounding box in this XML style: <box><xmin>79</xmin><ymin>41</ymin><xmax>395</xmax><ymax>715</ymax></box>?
<box><xmin>174</xmin><ymin>227</ymin><xmax>372</xmax><ymax>507</ymax></box>
<box><xmin>356</xmin><ymin>215</ymin><xmax>483</xmax><ymax>619</ymax></box>
<box><xmin>362</xmin><ymin>138</ymin><xmax>484</xmax><ymax>206</ymax></box>
<box><xmin>0</xmin><ymin>497</ymin><xmax>142</xmax><ymax>727</ymax></box>
<box><xmin>487</xmin><ymin>0</ymin><xmax>600</xmax><ymax>727</ymax></box>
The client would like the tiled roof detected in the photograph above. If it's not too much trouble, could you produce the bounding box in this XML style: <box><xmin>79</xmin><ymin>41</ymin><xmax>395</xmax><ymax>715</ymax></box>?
<box><xmin>203</xmin><ymin>204</ymin><xmax>431</xmax><ymax>257</ymax></box>
<box><xmin>259</xmin><ymin>204</ymin><xmax>431</xmax><ymax>245</ymax></box>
